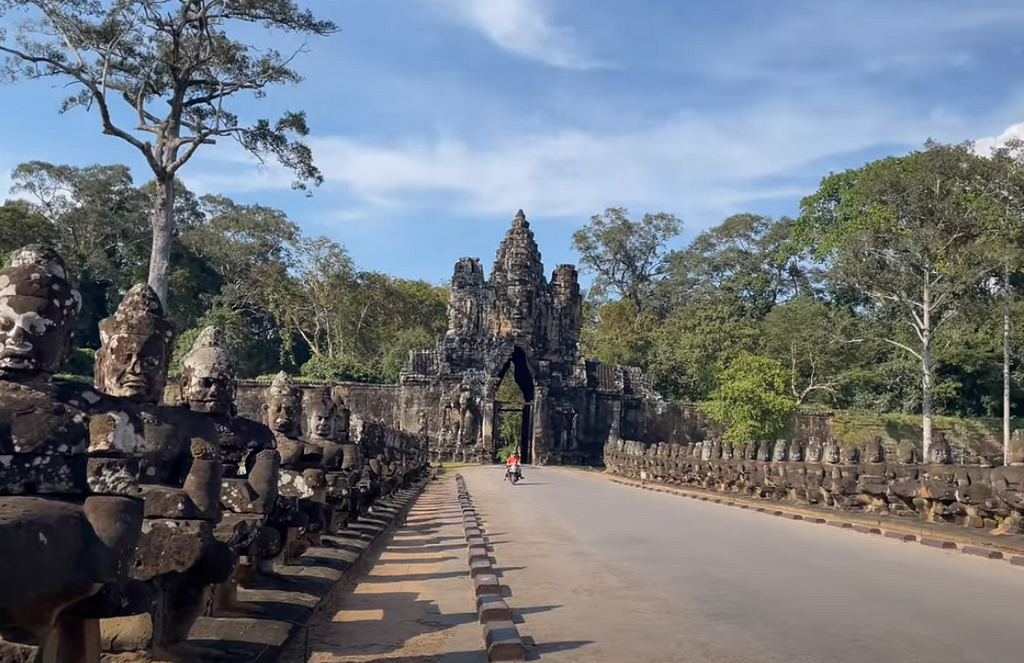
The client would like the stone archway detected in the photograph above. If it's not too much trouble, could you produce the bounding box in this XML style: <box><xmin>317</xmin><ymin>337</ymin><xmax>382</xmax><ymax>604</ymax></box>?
<box><xmin>492</xmin><ymin>346</ymin><xmax>535</xmax><ymax>463</ymax></box>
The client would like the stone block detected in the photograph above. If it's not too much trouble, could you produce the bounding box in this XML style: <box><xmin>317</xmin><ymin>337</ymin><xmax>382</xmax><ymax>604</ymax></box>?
<box><xmin>920</xmin><ymin>538</ymin><xmax>957</xmax><ymax>550</ymax></box>
<box><xmin>852</xmin><ymin>525</ymin><xmax>882</xmax><ymax>535</ymax></box>
<box><xmin>0</xmin><ymin>453</ymin><xmax>87</xmax><ymax>495</ymax></box>
<box><xmin>466</xmin><ymin>528</ymin><xmax>483</xmax><ymax>540</ymax></box>
<box><xmin>477</xmin><ymin>594</ymin><xmax>513</xmax><ymax>623</ymax></box>
<box><xmin>827</xmin><ymin>521</ymin><xmax>852</xmax><ymax>529</ymax></box>
<box><xmin>1009</xmin><ymin>555</ymin><xmax>1024</xmax><ymax>567</ymax></box>
<box><xmin>805</xmin><ymin>517</ymin><xmax>826</xmax><ymax>524</ymax></box>
<box><xmin>468</xmin><ymin>546</ymin><xmax>490</xmax><ymax>562</ymax></box>
<box><xmin>884</xmin><ymin>531</ymin><xmax>916</xmax><ymax>542</ymax></box>
<box><xmin>961</xmin><ymin>546</ymin><xmax>1003</xmax><ymax>560</ymax></box>
<box><xmin>132</xmin><ymin>518</ymin><xmax>214</xmax><ymax>580</ymax></box>
<box><xmin>474</xmin><ymin>573</ymin><xmax>501</xmax><ymax>596</ymax></box>
<box><xmin>467</xmin><ymin>536</ymin><xmax>487</xmax><ymax>549</ymax></box>
<box><xmin>483</xmin><ymin>620</ymin><xmax>526</xmax><ymax>662</ymax></box>
<box><xmin>101</xmin><ymin>613</ymin><xmax>154</xmax><ymax>652</ymax></box>
<box><xmin>470</xmin><ymin>557</ymin><xmax>494</xmax><ymax>578</ymax></box>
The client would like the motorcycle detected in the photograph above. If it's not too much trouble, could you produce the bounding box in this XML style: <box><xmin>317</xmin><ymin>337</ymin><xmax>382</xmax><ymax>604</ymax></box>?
<box><xmin>505</xmin><ymin>464</ymin><xmax>522</xmax><ymax>485</ymax></box>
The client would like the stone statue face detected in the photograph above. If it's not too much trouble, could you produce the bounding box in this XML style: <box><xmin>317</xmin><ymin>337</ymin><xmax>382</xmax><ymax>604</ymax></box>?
<box><xmin>788</xmin><ymin>440</ymin><xmax>803</xmax><ymax>462</ymax></box>
<box><xmin>181</xmin><ymin>326</ymin><xmax>236</xmax><ymax>414</ymax></box>
<box><xmin>756</xmin><ymin>441</ymin><xmax>771</xmax><ymax>462</ymax></box>
<box><xmin>1009</xmin><ymin>431</ymin><xmax>1024</xmax><ymax>466</ymax></box>
<box><xmin>839</xmin><ymin>442</ymin><xmax>859</xmax><ymax>464</ymax></box>
<box><xmin>863</xmin><ymin>437</ymin><xmax>884</xmax><ymax>463</ymax></box>
<box><xmin>306</xmin><ymin>389</ymin><xmax>337</xmax><ymax>439</ymax></box>
<box><xmin>772</xmin><ymin>439</ymin><xmax>788</xmax><ymax>462</ymax></box>
<box><xmin>805</xmin><ymin>438</ymin><xmax>823</xmax><ymax>463</ymax></box>
<box><xmin>896</xmin><ymin>439</ymin><xmax>918</xmax><ymax>464</ymax></box>
<box><xmin>96</xmin><ymin>284</ymin><xmax>172</xmax><ymax>402</ymax></box>
<box><xmin>265</xmin><ymin>373</ymin><xmax>301</xmax><ymax>436</ymax></box>
<box><xmin>928</xmin><ymin>439</ymin><xmax>952</xmax><ymax>464</ymax></box>
<box><xmin>0</xmin><ymin>247</ymin><xmax>80</xmax><ymax>378</ymax></box>
<box><xmin>722</xmin><ymin>441</ymin><xmax>734</xmax><ymax>460</ymax></box>
<box><xmin>823</xmin><ymin>441</ymin><xmax>840</xmax><ymax>464</ymax></box>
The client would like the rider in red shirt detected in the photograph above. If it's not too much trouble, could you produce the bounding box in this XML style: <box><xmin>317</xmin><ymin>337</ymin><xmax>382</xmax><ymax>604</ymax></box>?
<box><xmin>505</xmin><ymin>453</ymin><xmax>520</xmax><ymax>481</ymax></box>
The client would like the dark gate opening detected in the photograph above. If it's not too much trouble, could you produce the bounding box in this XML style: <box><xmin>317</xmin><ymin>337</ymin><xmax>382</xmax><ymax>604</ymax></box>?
<box><xmin>493</xmin><ymin>347</ymin><xmax>535</xmax><ymax>464</ymax></box>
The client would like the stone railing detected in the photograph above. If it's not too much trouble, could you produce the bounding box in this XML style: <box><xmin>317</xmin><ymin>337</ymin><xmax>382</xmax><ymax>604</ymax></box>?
<box><xmin>603</xmin><ymin>439</ymin><xmax>1024</xmax><ymax>534</ymax></box>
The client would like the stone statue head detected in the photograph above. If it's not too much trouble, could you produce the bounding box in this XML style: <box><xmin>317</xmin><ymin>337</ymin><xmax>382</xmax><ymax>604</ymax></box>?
<box><xmin>839</xmin><ymin>440</ymin><xmax>859</xmax><ymax>464</ymax></box>
<box><xmin>180</xmin><ymin>326</ymin><xmax>236</xmax><ymax>415</ymax></box>
<box><xmin>788</xmin><ymin>440</ymin><xmax>803</xmax><ymax>462</ymax></box>
<box><xmin>863</xmin><ymin>436</ymin><xmax>884</xmax><ymax>463</ymax></box>
<box><xmin>756</xmin><ymin>441</ymin><xmax>771</xmax><ymax>462</ymax></box>
<box><xmin>701</xmin><ymin>439</ymin><xmax>713</xmax><ymax>460</ymax></box>
<box><xmin>0</xmin><ymin>246</ymin><xmax>80</xmax><ymax>379</ymax></box>
<box><xmin>265</xmin><ymin>372</ymin><xmax>301</xmax><ymax>437</ymax></box>
<box><xmin>691</xmin><ymin>440</ymin><xmax>703</xmax><ymax>458</ymax></box>
<box><xmin>896</xmin><ymin>439</ymin><xmax>918</xmax><ymax>464</ymax></box>
<box><xmin>95</xmin><ymin>283</ymin><xmax>173</xmax><ymax>402</ymax></box>
<box><xmin>805</xmin><ymin>437</ymin><xmax>823</xmax><ymax>463</ymax></box>
<box><xmin>722</xmin><ymin>441</ymin><xmax>734</xmax><ymax>460</ymax></box>
<box><xmin>772</xmin><ymin>439</ymin><xmax>788</xmax><ymax>462</ymax></box>
<box><xmin>710</xmin><ymin>438</ymin><xmax>723</xmax><ymax>460</ymax></box>
<box><xmin>823</xmin><ymin>439</ymin><xmax>841</xmax><ymax>464</ymax></box>
<box><xmin>928</xmin><ymin>437</ymin><xmax>952</xmax><ymax>465</ymax></box>
<box><xmin>306</xmin><ymin>386</ymin><xmax>338</xmax><ymax>440</ymax></box>
<box><xmin>1008</xmin><ymin>430</ymin><xmax>1024</xmax><ymax>466</ymax></box>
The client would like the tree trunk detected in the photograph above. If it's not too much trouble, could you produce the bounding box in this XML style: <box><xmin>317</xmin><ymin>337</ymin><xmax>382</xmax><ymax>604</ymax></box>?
<box><xmin>1004</xmin><ymin>257</ymin><xmax>1012</xmax><ymax>466</ymax></box>
<box><xmin>148</xmin><ymin>174</ymin><xmax>176</xmax><ymax>306</ymax></box>
<box><xmin>921</xmin><ymin>281</ymin><xmax>933</xmax><ymax>462</ymax></box>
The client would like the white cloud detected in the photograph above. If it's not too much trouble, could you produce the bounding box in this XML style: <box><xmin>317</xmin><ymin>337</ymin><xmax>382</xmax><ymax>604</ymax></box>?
<box><xmin>188</xmin><ymin>91</ymin><xmax>1002</xmax><ymax>226</ymax></box>
<box><xmin>973</xmin><ymin>122</ymin><xmax>1024</xmax><ymax>156</ymax></box>
<box><xmin>415</xmin><ymin>0</ymin><xmax>607</xmax><ymax>70</ymax></box>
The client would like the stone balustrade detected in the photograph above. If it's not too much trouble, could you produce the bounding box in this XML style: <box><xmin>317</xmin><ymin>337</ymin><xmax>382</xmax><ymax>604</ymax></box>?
<box><xmin>0</xmin><ymin>245</ymin><xmax>429</xmax><ymax>663</ymax></box>
<box><xmin>604</xmin><ymin>436</ymin><xmax>1024</xmax><ymax>534</ymax></box>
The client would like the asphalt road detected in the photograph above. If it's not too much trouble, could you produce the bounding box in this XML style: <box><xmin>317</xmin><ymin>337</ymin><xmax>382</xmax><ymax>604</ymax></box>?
<box><xmin>460</xmin><ymin>465</ymin><xmax>1024</xmax><ymax>663</ymax></box>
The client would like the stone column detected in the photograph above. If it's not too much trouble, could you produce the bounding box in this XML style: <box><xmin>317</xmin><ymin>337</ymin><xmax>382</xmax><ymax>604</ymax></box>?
<box><xmin>531</xmin><ymin>385</ymin><xmax>550</xmax><ymax>464</ymax></box>
<box><xmin>481</xmin><ymin>396</ymin><xmax>496</xmax><ymax>456</ymax></box>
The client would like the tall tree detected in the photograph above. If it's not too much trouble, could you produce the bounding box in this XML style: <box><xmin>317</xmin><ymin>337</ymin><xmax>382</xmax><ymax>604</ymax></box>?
<box><xmin>0</xmin><ymin>0</ymin><xmax>338</xmax><ymax>304</ymax></box>
<box><xmin>571</xmin><ymin>207</ymin><xmax>681</xmax><ymax>317</ymax></box>
<box><xmin>796</xmin><ymin>142</ymin><xmax>1005</xmax><ymax>459</ymax></box>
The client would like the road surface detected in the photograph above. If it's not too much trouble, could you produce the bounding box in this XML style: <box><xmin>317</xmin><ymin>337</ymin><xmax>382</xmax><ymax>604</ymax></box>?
<box><xmin>462</xmin><ymin>465</ymin><xmax>1024</xmax><ymax>663</ymax></box>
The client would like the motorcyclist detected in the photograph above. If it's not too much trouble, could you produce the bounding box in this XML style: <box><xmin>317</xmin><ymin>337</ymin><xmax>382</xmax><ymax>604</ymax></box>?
<box><xmin>504</xmin><ymin>453</ymin><xmax>521</xmax><ymax>482</ymax></box>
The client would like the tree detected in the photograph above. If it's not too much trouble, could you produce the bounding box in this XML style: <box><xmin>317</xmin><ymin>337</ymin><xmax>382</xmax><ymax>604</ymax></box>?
<box><xmin>762</xmin><ymin>298</ymin><xmax>853</xmax><ymax>405</ymax></box>
<box><xmin>0</xmin><ymin>0</ymin><xmax>338</xmax><ymax>305</ymax></box>
<box><xmin>702</xmin><ymin>353</ymin><xmax>796</xmax><ymax>445</ymax></box>
<box><xmin>661</xmin><ymin>214</ymin><xmax>812</xmax><ymax>318</ymax></box>
<box><xmin>796</xmin><ymin>142</ymin><xmax>1005</xmax><ymax>459</ymax></box>
<box><xmin>571</xmin><ymin>207</ymin><xmax>680</xmax><ymax>317</ymax></box>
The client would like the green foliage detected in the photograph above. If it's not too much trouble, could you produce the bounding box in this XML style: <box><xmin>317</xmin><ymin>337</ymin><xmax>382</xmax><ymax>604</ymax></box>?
<box><xmin>59</xmin><ymin>348</ymin><xmax>95</xmax><ymax>378</ymax></box>
<box><xmin>701</xmin><ymin>353</ymin><xmax>797</xmax><ymax>444</ymax></box>
<box><xmin>299</xmin><ymin>355</ymin><xmax>389</xmax><ymax>384</ymax></box>
<box><xmin>495</xmin><ymin>441</ymin><xmax>521</xmax><ymax>463</ymax></box>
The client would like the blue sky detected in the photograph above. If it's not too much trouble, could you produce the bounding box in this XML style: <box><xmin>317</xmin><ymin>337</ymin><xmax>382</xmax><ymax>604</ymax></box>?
<box><xmin>3</xmin><ymin>0</ymin><xmax>1024</xmax><ymax>286</ymax></box>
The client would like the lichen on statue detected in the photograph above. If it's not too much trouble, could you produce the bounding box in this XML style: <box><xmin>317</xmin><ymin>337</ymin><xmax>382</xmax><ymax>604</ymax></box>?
<box><xmin>0</xmin><ymin>246</ymin><xmax>148</xmax><ymax>663</ymax></box>
<box><xmin>94</xmin><ymin>284</ymin><xmax>234</xmax><ymax>661</ymax></box>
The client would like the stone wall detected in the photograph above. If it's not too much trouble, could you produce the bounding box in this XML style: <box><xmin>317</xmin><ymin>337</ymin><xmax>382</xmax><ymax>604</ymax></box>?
<box><xmin>603</xmin><ymin>437</ymin><xmax>1024</xmax><ymax>537</ymax></box>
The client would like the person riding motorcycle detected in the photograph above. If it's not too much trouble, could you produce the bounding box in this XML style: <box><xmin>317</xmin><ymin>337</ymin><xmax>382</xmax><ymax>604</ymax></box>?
<box><xmin>504</xmin><ymin>453</ymin><xmax>522</xmax><ymax>482</ymax></box>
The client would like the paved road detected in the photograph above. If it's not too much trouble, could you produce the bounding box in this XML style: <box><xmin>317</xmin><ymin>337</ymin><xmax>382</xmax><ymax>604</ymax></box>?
<box><xmin>461</xmin><ymin>465</ymin><xmax>1024</xmax><ymax>663</ymax></box>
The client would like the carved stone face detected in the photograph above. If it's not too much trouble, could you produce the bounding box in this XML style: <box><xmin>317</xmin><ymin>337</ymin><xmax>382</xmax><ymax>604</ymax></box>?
<box><xmin>788</xmin><ymin>440</ymin><xmax>803</xmax><ymax>462</ymax></box>
<box><xmin>896</xmin><ymin>439</ymin><xmax>918</xmax><ymax>464</ymax></box>
<box><xmin>928</xmin><ymin>439</ymin><xmax>952</xmax><ymax>464</ymax></box>
<box><xmin>181</xmin><ymin>326</ymin><xmax>236</xmax><ymax>415</ymax></box>
<box><xmin>95</xmin><ymin>284</ymin><xmax>172</xmax><ymax>403</ymax></box>
<box><xmin>863</xmin><ymin>437</ymin><xmax>884</xmax><ymax>463</ymax></box>
<box><xmin>805</xmin><ymin>438</ymin><xmax>823</xmax><ymax>463</ymax></box>
<box><xmin>756</xmin><ymin>441</ymin><xmax>771</xmax><ymax>462</ymax></box>
<box><xmin>265</xmin><ymin>372</ymin><xmax>301</xmax><ymax>437</ymax></box>
<box><xmin>839</xmin><ymin>442</ymin><xmax>859</xmax><ymax>464</ymax></box>
<box><xmin>1009</xmin><ymin>431</ymin><xmax>1024</xmax><ymax>466</ymax></box>
<box><xmin>306</xmin><ymin>388</ymin><xmax>337</xmax><ymax>440</ymax></box>
<box><xmin>823</xmin><ymin>441</ymin><xmax>841</xmax><ymax>464</ymax></box>
<box><xmin>722</xmin><ymin>441</ymin><xmax>734</xmax><ymax>460</ymax></box>
<box><xmin>0</xmin><ymin>247</ymin><xmax>80</xmax><ymax>378</ymax></box>
<box><xmin>772</xmin><ymin>440</ymin><xmax>788</xmax><ymax>462</ymax></box>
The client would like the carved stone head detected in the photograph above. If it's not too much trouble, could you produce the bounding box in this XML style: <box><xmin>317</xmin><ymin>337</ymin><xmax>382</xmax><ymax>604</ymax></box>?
<box><xmin>823</xmin><ymin>439</ymin><xmax>841</xmax><ymax>464</ymax></box>
<box><xmin>839</xmin><ymin>441</ymin><xmax>859</xmax><ymax>464</ymax></box>
<box><xmin>180</xmin><ymin>326</ymin><xmax>236</xmax><ymax>415</ymax></box>
<box><xmin>928</xmin><ymin>437</ymin><xmax>952</xmax><ymax>465</ymax></box>
<box><xmin>722</xmin><ymin>441</ymin><xmax>734</xmax><ymax>460</ymax></box>
<box><xmin>772</xmin><ymin>439</ymin><xmax>788</xmax><ymax>462</ymax></box>
<box><xmin>863</xmin><ymin>436</ymin><xmax>884</xmax><ymax>463</ymax></box>
<box><xmin>306</xmin><ymin>386</ymin><xmax>338</xmax><ymax>440</ymax></box>
<box><xmin>265</xmin><ymin>372</ymin><xmax>301</xmax><ymax>437</ymax></box>
<box><xmin>95</xmin><ymin>284</ymin><xmax>173</xmax><ymax>402</ymax></box>
<box><xmin>1009</xmin><ymin>430</ymin><xmax>1024</xmax><ymax>466</ymax></box>
<box><xmin>701</xmin><ymin>439</ymin><xmax>712</xmax><ymax>460</ymax></box>
<box><xmin>805</xmin><ymin>437</ymin><xmax>823</xmax><ymax>463</ymax></box>
<box><xmin>896</xmin><ymin>439</ymin><xmax>918</xmax><ymax>464</ymax></box>
<box><xmin>737</xmin><ymin>442</ymin><xmax>752</xmax><ymax>460</ymax></box>
<box><xmin>788</xmin><ymin>440</ymin><xmax>803</xmax><ymax>462</ymax></box>
<box><xmin>333</xmin><ymin>390</ymin><xmax>351</xmax><ymax>443</ymax></box>
<box><xmin>0</xmin><ymin>246</ymin><xmax>80</xmax><ymax>379</ymax></box>
<box><xmin>710</xmin><ymin>438</ymin><xmax>723</xmax><ymax>460</ymax></box>
<box><xmin>756</xmin><ymin>441</ymin><xmax>771</xmax><ymax>462</ymax></box>
<box><xmin>691</xmin><ymin>440</ymin><xmax>703</xmax><ymax>458</ymax></box>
